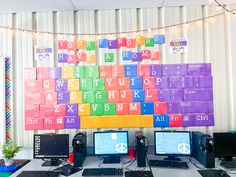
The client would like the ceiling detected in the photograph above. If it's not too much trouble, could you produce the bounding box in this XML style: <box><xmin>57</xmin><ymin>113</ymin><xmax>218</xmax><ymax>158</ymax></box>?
<box><xmin>0</xmin><ymin>0</ymin><xmax>235</xmax><ymax>13</ymax></box>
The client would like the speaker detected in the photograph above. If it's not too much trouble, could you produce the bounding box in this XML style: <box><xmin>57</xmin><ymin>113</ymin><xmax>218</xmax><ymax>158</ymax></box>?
<box><xmin>192</xmin><ymin>131</ymin><xmax>215</xmax><ymax>168</ymax></box>
<box><xmin>136</xmin><ymin>135</ymin><xmax>148</xmax><ymax>167</ymax></box>
<box><xmin>72</xmin><ymin>132</ymin><xmax>87</xmax><ymax>167</ymax></box>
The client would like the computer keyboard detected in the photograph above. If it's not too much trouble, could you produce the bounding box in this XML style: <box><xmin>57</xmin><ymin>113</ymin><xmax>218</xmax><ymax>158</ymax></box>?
<box><xmin>198</xmin><ymin>170</ymin><xmax>230</xmax><ymax>177</ymax></box>
<box><xmin>82</xmin><ymin>168</ymin><xmax>123</xmax><ymax>176</ymax></box>
<box><xmin>149</xmin><ymin>159</ymin><xmax>189</xmax><ymax>169</ymax></box>
<box><xmin>221</xmin><ymin>161</ymin><xmax>236</xmax><ymax>169</ymax></box>
<box><xmin>16</xmin><ymin>171</ymin><xmax>60</xmax><ymax>177</ymax></box>
<box><xmin>125</xmin><ymin>171</ymin><xmax>154</xmax><ymax>177</ymax></box>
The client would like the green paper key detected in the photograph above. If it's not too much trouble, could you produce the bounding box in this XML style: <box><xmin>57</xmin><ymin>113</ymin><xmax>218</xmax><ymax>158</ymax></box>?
<box><xmin>91</xmin><ymin>103</ymin><xmax>104</xmax><ymax>115</ymax></box>
<box><xmin>103</xmin><ymin>103</ymin><xmax>116</xmax><ymax>115</ymax></box>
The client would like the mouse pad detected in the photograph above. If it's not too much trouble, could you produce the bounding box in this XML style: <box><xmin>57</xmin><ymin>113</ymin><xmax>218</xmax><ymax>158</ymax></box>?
<box><xmin>198</xmin><ymin>170</ymin><xmax>230</xmax><ymax>177</ymax></box>
<box><xmin>125</xmin><ymin>171</ymin><xmax>154</xmax><ymax>177</ymax></box>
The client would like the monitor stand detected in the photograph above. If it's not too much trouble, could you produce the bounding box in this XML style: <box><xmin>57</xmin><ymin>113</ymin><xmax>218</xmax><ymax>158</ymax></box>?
<box><xmin>103</xmin><ymin>156</ymin><xmax>121</xmax><ymax>164</ymax></box>
<box><xmin>42</xmin><ymin>159</ymin><xmax>62</xmax><ymax>166</ymax></box>
<box><xmin>164</xmin><ymin>156</ymin><xmax>181</xmax><ymax>161</ymax></box>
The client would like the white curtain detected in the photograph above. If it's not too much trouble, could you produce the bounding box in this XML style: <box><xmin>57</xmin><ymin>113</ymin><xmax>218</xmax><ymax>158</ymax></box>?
<box><xmin>0</xmin><ymin>55</ymin><xmax>6</xmax><ymax>146</ymax></box>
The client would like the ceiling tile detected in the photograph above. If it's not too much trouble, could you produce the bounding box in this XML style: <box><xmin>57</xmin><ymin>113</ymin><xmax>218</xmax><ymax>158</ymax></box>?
<box><xmin>0</xmin><ymin>0</ymin><xmax>73</xmax><ymax>13</ymax></box>
<box><xmin>0</xmin><ymin>0</ymin><xmax>236</xmax><ymax>13</ymax></box>
<box><xmin>71</xmin><ymin>0</ymin><xmax>162</xmax><ymax>10</ymax></box>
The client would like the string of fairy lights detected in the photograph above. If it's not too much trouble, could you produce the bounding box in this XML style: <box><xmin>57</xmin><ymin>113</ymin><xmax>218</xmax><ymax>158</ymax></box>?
<box><xmin>0</xmin><ymin>0</ymin><xmax>235</xmax><ymax>36</ymax></box>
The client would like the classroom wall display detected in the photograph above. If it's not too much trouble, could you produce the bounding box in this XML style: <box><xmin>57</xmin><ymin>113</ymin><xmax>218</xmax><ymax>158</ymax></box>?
<box><xmin>57</xmin><ymin>34</ymin><xmax>164</xmax><ymax>64</ymax></box>
<box><xmin>24</xmin><ymin>63</ymin><xmax>214</xmax><ymax>130</ymax></box>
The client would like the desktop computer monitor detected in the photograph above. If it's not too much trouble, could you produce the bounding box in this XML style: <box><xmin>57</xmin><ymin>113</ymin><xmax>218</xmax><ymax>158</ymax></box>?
<box><xmin>213</xmin><ymin>132</ymin><xmax>236</xmax><ymax>161</ymax></box>
<box><xmin>34</xmin><ymin>134</ymin><xmax>69</xmax><ymax>166</ymax></box>
<box><xmin>93</xmin><ymin>131</ymin><xmax>128</xmax><ymax>163</ymax></box>
<box><xmin>154</xmin><ymin>131</ymin><xmax>191</xmax><ymax>161</ymax></box>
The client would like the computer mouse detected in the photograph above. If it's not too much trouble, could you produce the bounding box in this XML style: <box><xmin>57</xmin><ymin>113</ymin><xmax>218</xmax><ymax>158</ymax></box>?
<box><xmin>218</xmin><ymin>170</ymin><xmax>227</xmax><ymax>176</ymax></box>
<box><xmin>66</xmin><ymin>167</ymin><xmax>74</xmax><ymax>174</ymax></box>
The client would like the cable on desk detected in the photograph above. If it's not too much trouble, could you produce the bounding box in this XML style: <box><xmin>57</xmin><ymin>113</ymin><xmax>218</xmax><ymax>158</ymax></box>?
<box><xmin>98</xmin><ymin>161</ymin><xmax>104</xmax><ymax>168</ymax></box>
<box><xmin>46</xmin><ymin>165</ymin><xmax>54</xmax><ymax>175</ymax></box>
<box><xmin>188</xmin><ymin>158</ymin><xmax>206</xmax><ymax>170</ymax></box>
<box><xmin>124</xmin><ymin>159</ymin><xmax>136</xmax><ymax>171</ymax></box>
<box><xmin>120</xmin><ymin>158</ymin><xmax>134</xmax><ymax>169</ymax></box>
<box><xmin>146</xmin><ymin>155</ymin><xmax>153</xmax><ymax>174</ymax></box>
<box><xmin>135</xmin><ymin>165</ymin><xmax>148</xmax><ymax>171</ymax></box>
<box><xmin>121</xmin><ymin>158</ymin><xmax>133</xmax><ymax>164</ymax></box>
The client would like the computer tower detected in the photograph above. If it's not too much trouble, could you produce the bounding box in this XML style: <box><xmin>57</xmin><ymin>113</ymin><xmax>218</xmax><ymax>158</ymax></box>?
<box><xmin>72</xmin><ymin>132</ymin><xmax>87</xmax><ymax>167</ymax></box>
<box><xmin>136</xmin><ymin>135</ymin><xmax>147</xmax><ymax>167</ymax></box>
<box><xmin>191</xmin><ymin>131</ymin><xmax>215</xmax><ymax>168</ymax></box>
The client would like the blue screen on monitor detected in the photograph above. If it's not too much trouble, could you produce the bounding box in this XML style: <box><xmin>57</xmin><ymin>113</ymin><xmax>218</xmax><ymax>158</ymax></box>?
<box><xmin>155</xmin><ymin>131</ymin><xmax>191</xmax><ymax>155</ymax></box>
<box><xmin>94</xmin><ymin>131</ymin><xmax>128</xmax><ymax>155</ymax></box>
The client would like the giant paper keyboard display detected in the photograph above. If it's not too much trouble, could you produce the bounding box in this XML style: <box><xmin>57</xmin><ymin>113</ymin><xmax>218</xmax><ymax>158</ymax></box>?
<box><xmin>24</xmin><ymin>63</ymin><xmax>214</xmax><ymax>130</ymax></box>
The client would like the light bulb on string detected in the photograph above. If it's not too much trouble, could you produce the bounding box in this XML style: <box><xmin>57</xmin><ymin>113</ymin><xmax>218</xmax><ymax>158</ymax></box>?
<box><xmin>185</xmin><ymin>22</ymin><xmax>189</xmax><ymax>29</ymax></box>
<box><xmin>72</xmin><ymin>33</ymin><xmax>76</xmax><ymax>40</ymax></box>
<box><xmin>147</xmin><ymin>28</ymin><xmax>152</xmax><ymax>37</ymax></box>
<box><xmin>174</xmin><ymin>25</ymin><xmax>178</xmax><ymax>30</ymax></box>
<box><xmin>108</xmin><ymin>33</ymin><xmax>113</xmax><ymax>40</ymax></box>
<box><xmin>197</xmin><ymin>19</ymin><xmax>202</xmax><ymax>26</ymax></box>
<box><xmin>96</xmin><ymin>34</ymin><xmax>100</xmax><ymax>41</ymax></box>
<box><xmin>91</xmin><ymin>34</ymin><xmax>95</xmax><ymax>41</ymax></box>
<box><xmin>160</xmin><ymin>27</ymin><xmax>164</xmax><ymax>34</ymax></box>
<box><xmin>210</xmin><ymin>16</ymin><xmax>215</xmax><ymax>24</ymax></box>
<box><xmin>84</xmin><ymin>34</ymin><xmax>89</xmax><ymax>41</ymax></box>
<box><xmin>120</xmin><ymin>32</ymin><xmax>126</xmax><ymax>38</ymax></box>
<box><xmin>33</xmin><ymin>32</ymin><xmax>38</xmax><ymax>40</ymax></box>
<box><xmin>47</xmin><ymin>32</ymin><xmax>51</xmax><ymax>38</ymax></box>
<box><xmin>216</xmin><ymin>5</ymin><xmax>221</xmax><ymax>11</ymax></box>
<box><xmin>59</xmin><ymin>33</ymin><xmax>64</xmax><ymax>40</ymax></box>
<box><xmin>225</xmin><ymin>11</ymin><xmax>230</xmax><ymax>16</ymax></box>
<box><xmin>170</xmin><ymin>24</ymin><xmax>177</xmax><ymax>32</ymax></box>
<box><xmin>69</xmin><ymin>33</ymin><xmax>74</xmax><ymax>39</ymax></box>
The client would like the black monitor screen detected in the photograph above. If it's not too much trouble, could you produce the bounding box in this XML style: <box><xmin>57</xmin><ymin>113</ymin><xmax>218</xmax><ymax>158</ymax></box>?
<box><xmin>214</xmin><ymin>132</ymin><xmax>236</xmax><ymax>157</ymax></box>
<box><xmin>94</xmin><ymin>131</ymin><xmax>128</xmax><ymax>156</ymax></box>
<box><xmin>155</xmin><ymin>131</ymin><xmax>191</xmax><ymax>156</ymax></box>
<box><xmin>34</xmin><ymin>134</ymin><xmax>69</xmax><ymax>159</ymax></box>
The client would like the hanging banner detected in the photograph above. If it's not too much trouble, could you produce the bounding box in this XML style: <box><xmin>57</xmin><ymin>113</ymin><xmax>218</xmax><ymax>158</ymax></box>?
<box><xmin>57</xmin><ymin>34</ymin><xmax>164</xmax><ymax>64</ymax></box>
<box><xmin>34</xmin><ymin>45</ymin><xmax>53</xmax><ymax>61</ymax></box>
<box><xmin>169</xmin><ymin>38</ymin><xmax>188</xmax><ymax>54</ymax></box>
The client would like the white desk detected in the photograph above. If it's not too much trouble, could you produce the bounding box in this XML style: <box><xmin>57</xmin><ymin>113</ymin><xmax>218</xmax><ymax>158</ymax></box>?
<box><xmin>10</xmin><ymin>156</ymin><xmax>236</xmax><ymax>177</ymax></box>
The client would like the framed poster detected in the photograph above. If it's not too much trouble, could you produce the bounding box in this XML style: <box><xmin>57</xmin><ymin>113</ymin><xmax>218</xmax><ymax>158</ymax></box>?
<box><xmin>169</xmin><ymin>38</ymin><xmax>188</xmax><ymax>54</ymax></box>
<box><xmin>34</xmin><ymin>45</ymin><xmax>53</xmax><ymax>61</ymax></box>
